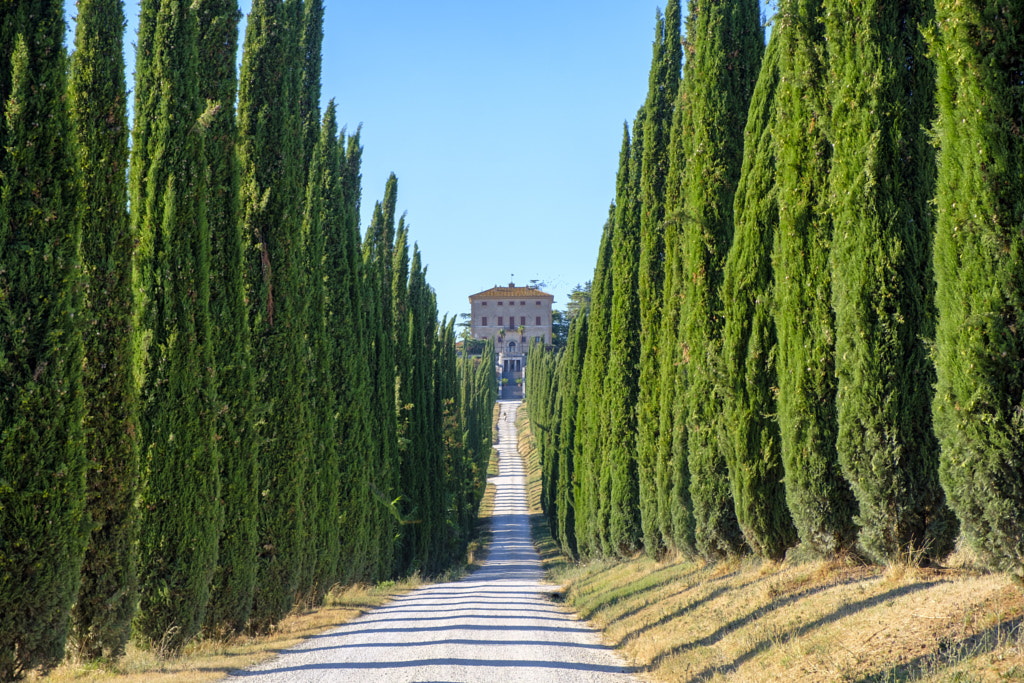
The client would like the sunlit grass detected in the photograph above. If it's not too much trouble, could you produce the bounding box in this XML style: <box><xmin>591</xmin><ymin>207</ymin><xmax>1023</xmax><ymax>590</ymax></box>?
<box><xmin>516</xmin><ymin>400</ymin><xmax>1024</xmax><ymax>683</ymax></box>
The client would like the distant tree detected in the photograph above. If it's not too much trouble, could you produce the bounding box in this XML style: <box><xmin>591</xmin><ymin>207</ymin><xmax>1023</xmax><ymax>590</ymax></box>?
<box><xmin>565</xmin><ymin>283</ymin><xmax>592</xmax><ymax>321</ymax></box>
<box><xmin>0</xmin><ymin>3</ymin><xmax>87</xmax><ymax>676</ymax></box>
<box><xmin>550</xmin><ymin>310</ymin><xmax>570</xmax><ymax>349</ymax></box>
<box><xmin>931</xmin><ymin>0</ymin><xmax>1024</xmax><ymax>581</ymax></box>
<box><xmin>69</xmin><ymin>0</ymin><xmax>140</xmax><ymax>657</ymax></box>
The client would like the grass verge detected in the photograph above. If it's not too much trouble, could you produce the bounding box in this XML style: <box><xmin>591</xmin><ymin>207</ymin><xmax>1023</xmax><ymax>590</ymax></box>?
<box><xmin>30</xmin><ymin>579</ymin><xmax>422</xmax><ymax>683</ymax></box>
<box><xmin>516</xmin><ymin>401</ymin><xmax>1024</xmax><ymax>683</ymax></box>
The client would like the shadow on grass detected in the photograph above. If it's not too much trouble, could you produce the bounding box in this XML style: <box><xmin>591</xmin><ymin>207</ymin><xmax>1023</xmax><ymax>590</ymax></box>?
<box><xmin>666</xmin><ymin>581</ymin><xmax>935</xmax><ymax>680</ymax></box>
<box><xmin>853</xmin><ymin>615</ymin><xmax>1024</xmax><ymax>683</ymax></box>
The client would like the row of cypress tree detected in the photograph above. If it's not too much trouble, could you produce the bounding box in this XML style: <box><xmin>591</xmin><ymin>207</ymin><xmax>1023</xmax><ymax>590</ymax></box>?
<box><xmin>0</xmin><ymin>1</ymin><xmax>497</xmax><ymax>678</ymax></box>
<box><xmin>527</xmin><ymin>0</ymin><xmax>1022</xmax><ymax>584</ymax></box>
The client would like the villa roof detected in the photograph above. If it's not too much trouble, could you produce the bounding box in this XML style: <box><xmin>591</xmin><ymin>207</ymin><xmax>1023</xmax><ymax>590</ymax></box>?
<box><xmin>469</xmin><ymin>284</ymin><xmax>554</xmax><ymax>300</ymax></box>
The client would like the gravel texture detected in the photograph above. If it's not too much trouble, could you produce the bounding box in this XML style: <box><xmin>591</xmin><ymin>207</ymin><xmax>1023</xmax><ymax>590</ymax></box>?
<box><xmin>231</xmin><ymin>400</ymin><xmax>640</xmax><ymax>682</ymax></box>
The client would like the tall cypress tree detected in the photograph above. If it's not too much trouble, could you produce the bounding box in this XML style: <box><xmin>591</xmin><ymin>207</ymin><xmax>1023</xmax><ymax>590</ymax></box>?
<box><xmin>606</xmin><ymin>117</ymin><xmax>644</xmax><ymax>557</ymax></box>
<box><xmin>239</xmin><ymin>0</ymin><xmax>309</xmax><ymax>630</ymax></box>
<box><xmin>556</xmin><ymin>314</ymin><xmax>588</xmax><ymax>557</ymax></box>
<box><xmin>637</xmin><ymin>1</ymin><xmax>682</xmax><ymax>558</ymax></box>
<box><xmin>332</xmin><ymin>124</ymin><xmax>374</xmax><ymax>582</ymax></box>
<box><xmin>362</xmin><ymin>175</ymin><xmax>400</xmax><ymax>580</ymax></box>
<box><xmin>196</xmin><ymin>0</ymin><xmax>259</xmax><ymax>635</ymax></box>
<box><xmin>302</xmin><ymin>107</ymin><xmax>341</xmax><ymax>599</ymax></box>
<box><xmin>676</xmin><ymin>0</ymin><xmax>762</xmax><ymax>558</ymax></box>
<box><xmin>772</xmin><ymin>0</ymin><xmax>858</xmax><ymax>555</ymax></box>
<box><xmin>826</xmin><ymin>0</ymin><xmax>956</xmax><ymax>563</ymax></box>
<box><xmin>68</xmin><ymin>0</ymin><xmax>140</xmax><ymax>657</ymax></box>
<box><xmin>134</xmin><ymin>0</ymin><xmax>219</xmax><ymax>650</ymax></box>
<box><xmin>718</xmin><ymin>30</ymin><xmax>797</xmax><ymax>560</ymax></box>
<box><xmin>657</xmin><ymin>75</ymin><xmax>696</xmax><ymax>555</ymax></box>
<box><xmin>931</xmin><ymin>0</ymin><xmax>1024</xmax><ymax>580</ymax></box>
<box><xmin>574</xmin><ymin>206</ymin><xmax>615</xmax><ymax>558</ymax></box>
<box><xmin>0</xmin><ymin>3</ymin><xmax>87</xmax><ymax>676</ymax></box>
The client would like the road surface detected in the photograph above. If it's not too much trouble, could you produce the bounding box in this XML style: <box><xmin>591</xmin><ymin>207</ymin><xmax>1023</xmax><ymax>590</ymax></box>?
<box><xmin>232</xmin><ymin>400</ymin><xmax>640</xmax><ymax>682</ymax></box>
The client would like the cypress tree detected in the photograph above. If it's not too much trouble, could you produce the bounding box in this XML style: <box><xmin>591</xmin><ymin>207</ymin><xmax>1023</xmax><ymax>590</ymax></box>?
<box><xmin>239</xmin><ymin>0</ymin><xmax>309</xmax><ymax>629</ymax></box>
<box><xmin>607</xmin><ymin>117</ymin><xmax>644</xmax><ymax>557</ymax></box>
<box><xmin>407</xmin><ymin>249</ymin><xmax>441</xmax><ymax>571</ymax></box>
<box><xmin>574</xmin><ymin>206</ymin><xmax>615</xmax><ymax>558</ymax></box>
<box><xmin>196</xmin><ymin>0</ymin><xmax>259</xmax><ymax>635</ymax></box>
<box><xmin>134</xmin><ymin>0</ymin><xmax>219</xmax><ymax>650</ymax></box>
<box><xmin>68</xmin><ymin>0</ymin><xmax>140</xmax><ymax>657</ymax></box>
<box><xmin>331</xmin><ymin>125</ymin><xmax>374</xmax><ymax>582</ymax></box>
<box><xmin>302</xmin><ymin>107</ymin><xmax>341</xmax><ymax>599</ymax></box>
<box><xmin>931</xmin><ymin>0</ymin><xmax>1024</xmax><ymax>580</ymax></box>
<box><xmin>556</xmin><ymin>314</ymin><xmax>588</xmax><ymax>557</ymax></box>
<box><xmin>362</xmin><ymin>175</ymin><xmax>400</xmax><ymax>580</ymax></box>
<box><xmin>772</xmin><ymin>0</ymin><xmax>858</xmax><ymax>555</ymax></box>
<box><xmin>718</xmin><ymin>30</ymin><xmax>797</xmax><ymax>560</ymax></box>
<box><xmin>676</xmin><ymin>0</ymin><xmax>762</xmax><ymax>558</ymax></box>
<box><xmin>637</xmin><ymin>0</ymin><xmax>682</xmax><ymax>557</ymax></box>
<box><xmin>826</xmin><ymin>0</ymin><xmax>956</xmax><ymax>563</ymax></box>
<box><xmin>0</xmin><ymin>4</ymin><xmax>87</xmax><ymax>676</ymax></box>
<box><xmin>657</xmin><ymin>77</ymin><xmax>695</xmax><ymax>555</ymax></box>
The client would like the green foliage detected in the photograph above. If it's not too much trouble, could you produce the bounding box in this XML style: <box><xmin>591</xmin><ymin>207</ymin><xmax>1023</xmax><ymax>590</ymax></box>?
<box><xmin>0</xmin><ymin>4</ymin><xmax>87</xmax><ymax>677</ymax></box>
<box><xmin>331</xmin><ymin>126</ymin><xmax>374</xmax><ymax>583</ymax></box>
<box><xmin>239</xmin><ymin>0</ymin><xmax>309</xmax><ymax>631</ymax></box>
<box><xmin>826</xmin><ymin>0</ymin><xmax>956</xmax><ymax>564</ymax></box>
<box><xmin>771</xmin><ymin>0</ymin><xmax>858</xmax><ymax>555</ymax></box>
<box><xmin>931</xmin><ymin>0</ymin><xmax>1024</xmax><ymax>581</ymax></box>
<box><xmin>574</xmin><ymin>206</ymin><xmax>615</xmax><ymax>558</ymax></box>
<box><xmin>299</xmin><ymin>0</ymin><xmax>323</xmax><ymax>180</ymax></box>
<box><xmin>134</xmin><ymin>0</ymin><xmax>219</xmax><ymax>651</ymax></box>
<box><xmin>301</xmin><ymin>106</ymin><xmax>341</xmax><ymax>601</ymax></box>
<box><xmin>607</xmin><ymin>119</ymin><xmax>644</xmax><ymax>557</ymax></box>
<box><xmin>637</xmin><ymin>0</ymin><xmax>681</xmax><ymax>558</ymax></box>
<box><xmin>196</xmin><ymin>0</ymin><xmax>259</xmax><ymax>636</ymax></box>
<box><xmin>362</xmin><ymin>175</ymin><xmax>400</xmax><ymax>581</ymax></box>
<box><xmin>657</xmin><ymin>75</ymin><xmax>695</xmax><ymax>556</ymax></box>
<box><xmin>718</xmin><ymin>30</ymin><xmax>797</xmax><ymax>560</ymax></box>
<box><xmin>676</xmin><ymin>0</ymin><xmax>762</xmax><ymax>558</ymax></box>
<box><xmin>556</xmin><ymin>315</ymin><xmax>588</xmax><ymax>557</ymax></box>
<box><xmin>68</xmin><ymin>0</ymin><xmax>140</xmax><ymax>658</ymax></box>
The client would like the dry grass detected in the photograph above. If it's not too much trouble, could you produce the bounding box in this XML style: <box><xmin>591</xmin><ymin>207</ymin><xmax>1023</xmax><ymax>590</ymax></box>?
<box><xmin>516</xmin><ymin>401</ymin><xmax>1024</xmax><ymax>683</ymax></box>
<box><xmin>29</xmin><ymin>580</ymin><xmax>422</xmax><ymax>683</ymax></box>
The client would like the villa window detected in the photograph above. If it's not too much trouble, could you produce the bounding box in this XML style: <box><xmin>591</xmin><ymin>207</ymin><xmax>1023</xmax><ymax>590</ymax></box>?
<box><xmin>482</xmin><ymin>317</ymin><xmax>488</xmax><ymax>326</ymax></box>
<box><xmin>520</xmin><ymin>316</ymin><xmax>525</xmax><ymax>325</ymax></box>
<box><xmin>536</xmin><ymin>316</ymin><xmax>541</xmax><ymax>325</ymax></box>
<box><xmin>498</xmin><ymin>316</ymin><xmax>503</xmax><ymax>326</ymax></box>
<box><xmin>535</xmin><ymin>301</ymin><xmax>541</xmax><ymax>306</ymax></box>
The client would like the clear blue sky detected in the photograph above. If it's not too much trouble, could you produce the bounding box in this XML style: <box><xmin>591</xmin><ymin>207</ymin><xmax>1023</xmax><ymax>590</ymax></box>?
<box><xmin>64</xmin><ymin>1</ymin><xmax>774</xmax><ymax>320</ymax></box>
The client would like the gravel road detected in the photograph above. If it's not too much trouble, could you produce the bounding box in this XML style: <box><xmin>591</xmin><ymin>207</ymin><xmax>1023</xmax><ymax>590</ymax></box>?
<box><xmin>232</xmin><ymin>399</ymin><xmax>640</xmax><ymax>683</ymax></box>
